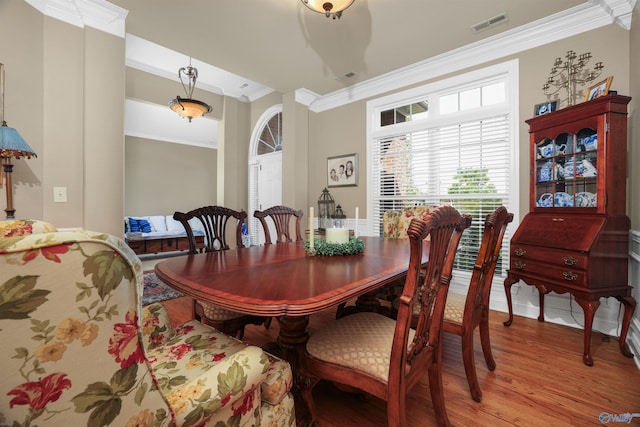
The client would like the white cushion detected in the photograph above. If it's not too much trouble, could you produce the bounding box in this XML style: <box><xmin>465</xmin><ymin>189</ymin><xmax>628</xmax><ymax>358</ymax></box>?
<box><xmin>165</xmin><ymin>215</ymin><xmax>185</xmax><ymax>232</ymax></box>
<box><xmin>148</xmin><ymin>215</ymin><xmax>167</xmax><ymax>232</ymax></box>
<box><xmin>188</xmin><ymin>217</ymin><xmax>206</xmax><ymax>233</ymax></box>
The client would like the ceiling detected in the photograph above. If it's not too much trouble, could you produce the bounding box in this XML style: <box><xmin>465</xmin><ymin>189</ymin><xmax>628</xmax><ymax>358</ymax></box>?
<box><xmin>30</xmin><ymin>1</ymin><xmax>636</xmax><ymax>107</ymax></box>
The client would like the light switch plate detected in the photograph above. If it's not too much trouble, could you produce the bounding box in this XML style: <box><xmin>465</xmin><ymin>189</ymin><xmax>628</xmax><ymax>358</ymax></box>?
<box><xmin>53</xmin><ymin>187</ymin><xmax>67</xmax><ymax>203</ymax></box>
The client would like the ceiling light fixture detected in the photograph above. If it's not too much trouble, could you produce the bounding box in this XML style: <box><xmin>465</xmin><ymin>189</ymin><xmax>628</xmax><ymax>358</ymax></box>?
<box><xmin>301</xmin><ymin>0</ymin><xmax>355</xmax><ymax>19</ymax></box>
<box><xmin>168</xmin><ymin>61</ymin><xmax>212</xmax><ymax>122</ymax></box>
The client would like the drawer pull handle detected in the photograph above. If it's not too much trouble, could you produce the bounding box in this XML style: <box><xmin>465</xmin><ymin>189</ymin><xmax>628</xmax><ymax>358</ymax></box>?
<box><xmin>563</xmin><ymin>272</ymin><xmax>578</xmax><ymax>281</ymax></box>
<box><xmin>552</xmin><ymin>218</ymin><xmax>565</xmax><ymax>222</ymax></box>
<box><xmin>515</xmin><ymin>261</ymin><xmax>526</xmax><ymax>270</ymax></box>
<box><xmin>563</xmin><ymin>256</ymin><xmax>578</xmax><ymax>266</ymax></box>
<box><xmin>514</xmin><ymin>248</ymin><xmax>526</xmax><ymax>257</ymax></box>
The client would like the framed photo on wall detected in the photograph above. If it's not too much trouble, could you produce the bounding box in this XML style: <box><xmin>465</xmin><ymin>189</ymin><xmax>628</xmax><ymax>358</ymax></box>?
<box><xmin>327</xmin><ymin>153</ymin><xmax>358</xmax><ymax>187</ymax></box>
<box><xmin>584</xmin><ymin>76</ymin><xmax>613</xmax><ymax>102</ymax></box>
<box><xmin>534</xmin><ymin>100</ymin><xmax>557</xmax><ymax>116</ymax></box>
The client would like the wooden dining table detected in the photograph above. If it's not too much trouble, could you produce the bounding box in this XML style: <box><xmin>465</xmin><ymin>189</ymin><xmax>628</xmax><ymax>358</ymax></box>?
<box><xmin>154</xmin><ymin>236</ymin><xmax>428</xmax><ymax>358</ymax></box>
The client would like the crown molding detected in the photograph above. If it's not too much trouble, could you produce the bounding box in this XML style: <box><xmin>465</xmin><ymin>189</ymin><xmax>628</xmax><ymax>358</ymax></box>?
<box><xmin>294</xmin><ymin>88</ymin><xmax>320</xmax><ymax>107</ymax></box>
<box><xmin>599</xmin><ymin>0</ymin><xmax>637</xmax><ymax>29</ymax></box>
<box><xmin>306</xmin><ymin>0</ymin><xmax>633</xmax><ymax>112</ymax></box>
<box><xmin>25</xmin><ymin>0</ymin><xmax>127</xmax><ymax>37</ymax></box>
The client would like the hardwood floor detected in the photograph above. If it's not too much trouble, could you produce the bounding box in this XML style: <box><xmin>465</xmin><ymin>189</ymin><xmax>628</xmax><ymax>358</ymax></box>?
<box><xmin>161</xmin><ymin>296</ymin><xmax>640</xmax><ymax>426</ymax></box>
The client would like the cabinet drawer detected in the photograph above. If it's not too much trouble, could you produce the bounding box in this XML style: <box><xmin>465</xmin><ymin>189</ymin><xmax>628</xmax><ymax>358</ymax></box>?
<box><xmin>510</xmin><ymin>244</ymin><xmax>588</xmax><ymax>269</ymax></box>
<box><xmin>510</xmin><ymin>258</ymin><xmax>587</xmax><ymax>287</ymax></box>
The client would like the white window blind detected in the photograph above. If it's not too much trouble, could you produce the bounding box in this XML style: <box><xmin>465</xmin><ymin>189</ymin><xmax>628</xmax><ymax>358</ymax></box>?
<box><xmin>368</xmin><ymin>64</ymin><xmax>517</xmax><ymax>276</ymax></box>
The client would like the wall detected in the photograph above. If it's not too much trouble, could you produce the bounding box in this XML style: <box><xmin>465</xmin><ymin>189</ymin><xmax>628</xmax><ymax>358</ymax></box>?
<box><xmin>1</xmin><ymin>0</ymin><xmax>125</xmax><ymax>236</ymax></box>
<box><xmin>0</xmin><ymin>1</ymin><xmax>44</xmax><ymax>221</ymax></box>
<box><xmin>628</xmin><ymin>4</ymin><xmax>640</xmax><ymax>365</ymax></box>
<box><xmin>124</xmin><ymin>137</ymin><xmax>217</xmax><ymax>216</ymax></box>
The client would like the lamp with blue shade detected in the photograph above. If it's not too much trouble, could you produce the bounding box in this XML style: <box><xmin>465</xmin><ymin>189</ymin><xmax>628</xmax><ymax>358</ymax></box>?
<box><xmin>1</xmin><ymin>63</ymin><xmax>37</xmax><ymax>219</ymax></box>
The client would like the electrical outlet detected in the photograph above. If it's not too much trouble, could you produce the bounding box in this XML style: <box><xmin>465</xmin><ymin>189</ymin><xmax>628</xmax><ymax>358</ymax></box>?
<box><xmin>53</xmin><ymin>187</ymin><xmax>67</xmax><ymax>203</ymax></box>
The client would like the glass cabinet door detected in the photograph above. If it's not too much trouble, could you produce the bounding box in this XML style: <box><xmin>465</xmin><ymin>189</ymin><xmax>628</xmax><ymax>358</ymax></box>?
<box><xmin>534</xmin><ymin>128</ymin><xmax>598</xmax><ymax>209</ymax></box>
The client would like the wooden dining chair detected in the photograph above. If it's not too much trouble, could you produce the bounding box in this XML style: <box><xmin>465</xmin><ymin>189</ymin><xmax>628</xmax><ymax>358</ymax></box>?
<box><xmin>442</xmin><ymin>206</ymin><xmax>513</xmax><ymax>402</ymax></box>
<box><xmin>253</xmin><ymin>205</ymin><xmax>304</xmax><ymax>329</ymax></box>
<box><xmin>300</xmin><ymin>206</ymin><xmax>471</xmax><ymax>426</ymax></box>
<box><xmin>173</xmin><ymin>206</ymin><xmax>265</xmax><ymax>339</ymax></box>
<box><xmin>254</xmin><ymin>205</ymin><xmax>304</xmax><ymax>244</ymax></box>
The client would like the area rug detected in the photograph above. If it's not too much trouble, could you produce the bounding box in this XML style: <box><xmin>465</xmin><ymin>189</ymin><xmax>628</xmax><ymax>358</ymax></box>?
<box><xmin>142</xmin><ymin>271</ymin><xmax>184</xmax><ymax>306</ymax></box>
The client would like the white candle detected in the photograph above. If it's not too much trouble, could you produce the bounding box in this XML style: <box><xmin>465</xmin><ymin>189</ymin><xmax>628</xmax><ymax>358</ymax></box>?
<box><xmin>355</xmin><ymin>207</ymin><xmax>359</xmax><ymax>237</ymax></box>
<box><xmin>309</xmin><ymin>207</ymin><xmax>314</xmax><ymax>249</ymax></box>
<box><xmin>326</xmin><ymin>228</ymin><xmax>349</xmax><ymax>244</ymax></box>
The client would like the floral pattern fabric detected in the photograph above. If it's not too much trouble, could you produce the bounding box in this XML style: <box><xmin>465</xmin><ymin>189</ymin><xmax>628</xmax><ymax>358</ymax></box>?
<box><xmin>382</xmin><ymin>206</ymin><xmax>439</xmax><ymax>239</ymax></box>
<box><xmin>0</xmin><ymin>221</ymin><xmax>295</xmax><ymax>427</ymax></box>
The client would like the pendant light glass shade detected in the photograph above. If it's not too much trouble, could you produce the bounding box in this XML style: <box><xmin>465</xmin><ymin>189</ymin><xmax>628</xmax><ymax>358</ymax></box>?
<box><xmin>301</xmin><ymin>0</ymin><xmax>355</xmax><ymax>19</ymax></box>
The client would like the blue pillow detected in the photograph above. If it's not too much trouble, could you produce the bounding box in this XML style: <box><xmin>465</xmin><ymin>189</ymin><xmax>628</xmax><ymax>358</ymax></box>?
<box><xmin>128</xmin><ymin>217</ymin><xmax>141</xmax><ymax>232</ymax></box>
<box><xmin>128</xmin><ymin>218</ymin><xmax>152</xmax><ymax>233</ymax></box>
<box><xmin>138</xmin><ymin>219</ymin><xmax>152</xmax><ymax>233</ymax></box>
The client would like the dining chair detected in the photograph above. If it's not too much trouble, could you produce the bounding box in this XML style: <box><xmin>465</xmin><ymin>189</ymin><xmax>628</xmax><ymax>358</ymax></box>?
<box><xmin>173</xmin><ymin>206</ymin><xmax>265</xmax><ymax>339</ymax></box>
<box><xmin>253</xmin><ymin>205</ymin><xmax>304</xmax><ymax>329</ymax></box>
<box><xmin>442</xmin><ymin>206</ymin><xmax>513</xmax><ymax>402</ymax></box>
<box><xmin>254</xmin><ymin>205</ymin><xmax>304</xmax><ymax>244</ymax></box>
<box><xmin>300</xmin><ymin>205</ymin><xmax>471</xmax><ymax>426</ymax></box>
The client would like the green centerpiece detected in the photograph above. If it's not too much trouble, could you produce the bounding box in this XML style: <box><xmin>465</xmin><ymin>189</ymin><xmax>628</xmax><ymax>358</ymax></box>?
<box><xmin>306</xmin><ymin>237</ymin><xmax>365</xmax><ymax>256</ymax></box>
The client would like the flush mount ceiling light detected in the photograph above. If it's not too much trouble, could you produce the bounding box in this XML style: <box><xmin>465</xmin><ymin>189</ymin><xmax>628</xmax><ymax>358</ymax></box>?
<box><xmin>168</xmin><ymin>62</ymin><xmax>212</xmax><ymax>122</ymax></box>
<box><xmin>301</xmin><ymin>0</ymin><xmax>355</xmax><ymax>19</ymax></box>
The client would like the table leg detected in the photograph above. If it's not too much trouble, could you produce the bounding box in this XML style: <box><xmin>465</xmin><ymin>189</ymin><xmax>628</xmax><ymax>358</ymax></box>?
<box><xmin>537</xmin><ymin>286</ymin><xmax>546</xmax><ymax>322</ymax></box>
<box><xmin>503</xmin><ymin>275</ymin><xmax>518</xmax><ymax>326</ymax></box>
<box><xmin>276</xmin><ymin>316</ymin><xmax>313</xmax><ymax>426</ymax></box>
<box><xmin>574</xmin><ymin>297</ymin><xmax>600</xmax><ymax>366</ymax></box>
<box><xmin>616</xmin><ymin>295</ymin><xmax>637</xmax><ymax>358</ymax></box>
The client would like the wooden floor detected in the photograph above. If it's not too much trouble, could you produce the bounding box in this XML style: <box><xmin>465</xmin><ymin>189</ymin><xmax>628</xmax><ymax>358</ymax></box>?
<box><xmin>161</xmin><ymin>296</ymin><xmax>640</xmax><ymax>426</ymax></box>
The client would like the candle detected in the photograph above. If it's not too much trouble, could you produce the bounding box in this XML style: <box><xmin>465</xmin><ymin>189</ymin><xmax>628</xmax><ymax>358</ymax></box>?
<box><xmin>354</xmin><ymin>207</ymin><xmax>359</xmax><ymax>237</ymax></box>
<box><xmin>326</xmin><ymin>228</ymin><xmax>349</xmax><ymax>244</ymax></box>
<box><xmin>309</xmin><ymin>207</ymin><xmax>314</xmax><ymax>249</ymax></box>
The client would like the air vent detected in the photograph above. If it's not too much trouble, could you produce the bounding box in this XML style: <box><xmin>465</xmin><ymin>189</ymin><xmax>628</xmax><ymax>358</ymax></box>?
<box><xmin>335</xmin><ymin>71</ymin><xmax>356</xmax><ymax>81</ymax></box>
<box><xmin>472</xmin><ymin>12</ymin><xmax>508</xmax><ymax>33</ymax></box>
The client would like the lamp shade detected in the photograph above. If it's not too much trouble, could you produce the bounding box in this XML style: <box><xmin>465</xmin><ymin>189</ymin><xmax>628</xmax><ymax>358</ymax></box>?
<box><xmin>0</xmin><ymin>121</ymin><xmax>37</xmax><ymax>159</ymax></box>
<box><xmin>301</xmin><ymin>0</ymin><xmax>355</xmax><ymax>19</ymax></box>
<box><xmin>169</xmin><ymin>97</ymin><xmax>212</xmax><ymax>123</ymax></box>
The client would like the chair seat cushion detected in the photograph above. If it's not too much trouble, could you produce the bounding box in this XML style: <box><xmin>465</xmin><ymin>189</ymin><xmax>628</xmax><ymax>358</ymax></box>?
<box><xmin>306</xmin><ymin>312</ymin><xmax>414</xmax><ymax>382</ymax></box>
<box><xmin>443</xmin><ymin>291</ymin><xmax>466</xmax><ymax>324</ymax></box>
<box><xmin>200</xmin><ymin>301</ymin><xmax>252</xmax><ymax>321</ymax></box>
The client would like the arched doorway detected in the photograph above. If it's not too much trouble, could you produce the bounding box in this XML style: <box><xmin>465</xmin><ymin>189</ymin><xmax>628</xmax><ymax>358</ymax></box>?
<box><xmin>248</xmin><ymin>105</ymin><xmax>282</xmax><ymax>245</ymax></box>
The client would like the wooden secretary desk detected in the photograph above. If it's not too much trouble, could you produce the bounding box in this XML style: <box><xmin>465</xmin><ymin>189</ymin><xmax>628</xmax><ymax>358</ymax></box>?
<box><xmin>504</xmin><ymin>94</ymin><xmax>636</xmax><ymax>366</ymax></box>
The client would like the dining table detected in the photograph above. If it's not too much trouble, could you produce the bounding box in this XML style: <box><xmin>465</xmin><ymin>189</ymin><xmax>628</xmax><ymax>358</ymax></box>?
<box><xmin>154</xmin><ymin>236</ymin><xmax>429</xmax><ymax>358</ymax></box>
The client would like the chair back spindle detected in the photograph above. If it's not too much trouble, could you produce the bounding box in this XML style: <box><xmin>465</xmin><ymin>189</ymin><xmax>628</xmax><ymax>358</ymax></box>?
<box><xmin>174</xmin><ymin>206</ymin><xmax>247</xmax><ymax>254</ymax></box>
<box><xmin>254</xmin><ymin>205</ymin><xmax>303</xmax><ymax>244</ymax></box>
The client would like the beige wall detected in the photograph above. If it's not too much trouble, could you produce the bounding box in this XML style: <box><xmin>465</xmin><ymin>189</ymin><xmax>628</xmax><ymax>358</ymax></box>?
<box><xmin>1</xmin><ymin>1</ymin><xmax>125</xmax><ymax>236</ymax></box>
<box><xmin>125</xmin><ymin>137</ymin><xmax>216</xmax><ymax>216</ymax></box>
<box><xmin>308</xmin><ymin>101</ymin><xmax>365</xmax><ymax>219</ymax></box>
<box><xmin>1</xmin><ymin>1</ymin><xmax>44</xmax><ymax>221</ymax></box>
<box><xmin>629</xmin><ymin>6</ymin><xmax>639</xmax><ymax>230</ymax></box>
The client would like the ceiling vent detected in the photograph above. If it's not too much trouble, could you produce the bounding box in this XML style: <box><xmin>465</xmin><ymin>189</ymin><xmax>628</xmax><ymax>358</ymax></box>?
<box><xmin>472</xmin><ymin>12</ymin><xmax>508</xmax><ymax>33</ymax></box>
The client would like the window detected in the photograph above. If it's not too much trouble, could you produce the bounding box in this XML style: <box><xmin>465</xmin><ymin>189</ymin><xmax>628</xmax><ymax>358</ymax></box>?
<box><xmin>257</xmin><ymin>111</ymin><xmax>282</xmax><ymax>155</ymax></box>
<box><xmin>367</xmin><ymin>61</ymin><xmax>518</xmax><ymax>276</ymax></box>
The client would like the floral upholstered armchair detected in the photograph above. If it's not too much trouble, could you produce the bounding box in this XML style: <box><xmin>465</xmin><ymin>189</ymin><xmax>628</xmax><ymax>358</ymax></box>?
<box><xmin>0</xmin><ymin>219</ymin><xmax>295</xmax><ymax>427</ymax></box>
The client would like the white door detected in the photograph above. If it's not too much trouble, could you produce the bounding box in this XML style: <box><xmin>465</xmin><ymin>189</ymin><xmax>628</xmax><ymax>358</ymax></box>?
<box><xmin>248</xmin><ymin>106</ymin><xmax>283</xmax><ymax>246</ymax></box>
<box><xmin>255</xmin><ymin>152</ymin><xmax>282</xmax><ymax>245</ymax></box>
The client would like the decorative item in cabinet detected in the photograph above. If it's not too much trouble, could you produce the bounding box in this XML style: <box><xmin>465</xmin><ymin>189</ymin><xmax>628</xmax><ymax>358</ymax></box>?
<box><xmin>505</xmin><ymin>94</ymin><xmax>636</xmax><ymax>366</ymax></box>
